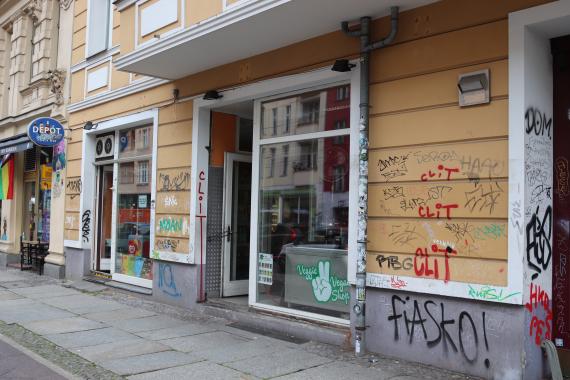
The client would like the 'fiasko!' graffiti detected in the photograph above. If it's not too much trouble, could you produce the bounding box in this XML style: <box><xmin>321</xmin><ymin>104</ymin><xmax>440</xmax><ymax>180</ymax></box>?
<box><xmin>297</xmin><ymin>261</ymin><xmax>350</xmax><ymax>304</ymax></box>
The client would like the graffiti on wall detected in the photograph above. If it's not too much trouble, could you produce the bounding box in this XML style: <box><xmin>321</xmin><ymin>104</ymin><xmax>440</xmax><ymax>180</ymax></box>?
<box><xmin>158</xmin><ymin>262</ymin><xmax>182</xmax><ymax>298</ymax></box>
<box><xmin>388</xmin><ymin>294</ymin><xmax>492</xmax><ymax>368</ymax></box>
<box><xmin>158</xmin><ymin>170</ymin><xmax>191</xmax><ymax>192</ymax></box>
<box><xmin>81</xmin><ymin>210</ymin><xmax>91</xmax><ymax>243</ymax></box>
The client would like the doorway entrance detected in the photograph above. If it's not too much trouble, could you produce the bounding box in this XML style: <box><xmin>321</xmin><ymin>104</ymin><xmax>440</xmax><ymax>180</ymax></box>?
<box><xmin>222</xmin><ymin>153</ymin><xmax>252</xmax><ymax>296</ymax></box>
<box><xmin>94</xmin><ymin>164</ymin><xmax>113</xmax><ymax>272</ymax></box>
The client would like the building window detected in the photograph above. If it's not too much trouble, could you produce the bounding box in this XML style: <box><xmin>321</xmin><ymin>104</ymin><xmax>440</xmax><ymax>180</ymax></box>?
<box><xmin>281</xmin><ymin>145</ymin><xmax>289</xmax><ymax>176</ymax></box>
<box><xmin>285</xmin><ymin>105</ymin><xmax>291</xmax><ymax>133</ymax></box>
<box><xmin>333</xmin><ymin>120</ymin><xmax>347</xmax><ymax>145</ymax></box>
<box><xmin>86</xmin><ymin>0</ymin><xmax>111</xmax><ymax>57</ymax></box>
<box><xmin>272</xmin><ymin>108</ymin><xmax>278</xmax><ymax>136</ymax></box>
<box><xmin>300</xmin><ymin>98</ymin><xmax>319</xmax><ymax>125</ymax></box>
<box><xmin>137</xmin><ymin>161</ymin><xmax>149</xmax><ymax>184</ymax></box>
<box><xmin>296</xmin><ymin>141</ymin><xmax>317</xmax><ymax>171</ymax></box>
<box><xmin>269</xmin><ymin>148</ymin><xmax>275</xmax><ymax>177</ymax></box>
<box><xmin>333</xmin><ymin>165</ymin><xmax>345</xmax><ymax>193</ymax></box>
<box><xmin>336</xmin><ymin>86</ymin><xmax>349</xmax><ymax>101</ymax></box>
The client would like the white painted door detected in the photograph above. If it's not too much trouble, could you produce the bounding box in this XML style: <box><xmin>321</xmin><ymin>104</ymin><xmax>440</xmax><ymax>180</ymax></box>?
<box><xmin>222</xmin><ymin>152</ymin><xmax>252</xmax><ymax>297</ymax></box>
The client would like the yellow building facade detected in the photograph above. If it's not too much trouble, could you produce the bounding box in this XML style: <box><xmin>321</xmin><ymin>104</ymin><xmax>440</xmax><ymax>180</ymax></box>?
<box><xmin>64</xmin><ymin>0</ymin><xmax>570</xmax><ymax>378</ymax></box>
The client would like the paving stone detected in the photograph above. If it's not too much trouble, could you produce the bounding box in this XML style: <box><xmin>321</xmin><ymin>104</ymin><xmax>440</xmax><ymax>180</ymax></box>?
<box><xmin>72</xmin><ymin>338</ymin><xmax>171</xmax><ymax>363</ymax></box>
<box><xmin>226</xmin><ymin>347</ymin><xmax>333</xmax><ymax>379</ymax></box>
<box><xmin>0</xmin><ymin>303</ymin><xmax>76</xmax><ymax>324</ymax></box>
<box><xmin>160</xmin><ymin>331</ymin><xmax>250</xmax><ymax>353</ymax></box>
<box><xmin>0</xmin><ymin>290</ymin><xmax>23</xmax><ymax>301</ymax></box>
<box><xmin>21</xmin><ymin>317</ymin><xmax>107</xmax><ymax>335</ymax></box>
<box><xmin>98</xmin><ymin>350</ymin><xmax>202</xmax><ymax>376</ymax></box>
<box><xmin>45</xmin><ymin>327</ymin><xmax>137</xmax><ymax>349</ymax></box>
<box><xmin>40</xmin><ymin>294</ymin><xmax>129</xmax><ymax>314</ymax></box>
<box><xmin>10</xmin><ymin>284</ymin><xmax>81</xmax><ymax>299</ymax></box>
<box><xmin>275</xmin><ymin>361</ymin><xmax>399</xmax><ymax>380</ymax></box>
<box><xmin>0</xmin><ymin>272</ymin><xmax>29</xmax><ymax>282</ymax></box>
<box><xmin>195</xmin><ymin>338</ymin><xmax>285</xmax><ymax>364</ymax></box>
<box><xmin>107</xmin><ymin>314</ymin><xmax>186</xmax><ymax>333</ymax></box>
<box><xmin>135</xmin><ymin>323</ymin><xmax>217</xmax><ymax>340</ymax></box>
<box><xmin>127</xmin><ymin>361</ymin><xmax>258</xmax><ymax>380</ymax></box>
<box><xmin>82</xmin><ymin>307</ymin><xmax>157</xmax><ymax>322</ymax></box>
<box><xmin>66</xmin><ymin>280</ymin><xmax>107</xmax><ymax>292</ymax></box>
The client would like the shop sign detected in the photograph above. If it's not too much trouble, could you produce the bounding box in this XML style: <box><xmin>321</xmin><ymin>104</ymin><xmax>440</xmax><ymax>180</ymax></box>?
<box><xmin>27</xmin><ymin>117</ymin><xmax>65</xmax><ymax>147</ymax></box>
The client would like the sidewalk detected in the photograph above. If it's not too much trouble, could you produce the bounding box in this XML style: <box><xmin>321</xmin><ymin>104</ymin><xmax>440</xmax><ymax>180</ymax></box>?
<box><xmin>0</xmin><ymin>268</ymin><xmax>477</xmax><ymax>380</ymax></box>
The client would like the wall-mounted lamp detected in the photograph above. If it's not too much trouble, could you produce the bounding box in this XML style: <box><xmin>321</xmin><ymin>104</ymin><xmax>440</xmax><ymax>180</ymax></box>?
<box><xmin>331</xmin><ymin>59</ymin><xmax>356</xmax><ymax>72</ymax></box>
<box><xmin>83</xmin><ymin>121</ymin><xmax>97</xmax><ymax>131</ymax></box>
<box><xmin>458</xmin><ymin>69</ymin><xmax>489</xmax><ymax>107</ymax></box>
<box><xmin>203</xmin><ymin>90</ymin><xmax>222</xmax><ymax>100</ymax></box>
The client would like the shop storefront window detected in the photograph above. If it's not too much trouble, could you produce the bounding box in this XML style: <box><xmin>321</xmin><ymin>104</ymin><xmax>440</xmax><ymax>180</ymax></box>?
<box><xmin>256</xmin><ymin>85</ymin><xmax>351</xmax><ymax>319</ymax></box>
<box><xmin>114</xmin><ymin>125</ymin><xmax>153</xmax><ymax>280</ymax></box>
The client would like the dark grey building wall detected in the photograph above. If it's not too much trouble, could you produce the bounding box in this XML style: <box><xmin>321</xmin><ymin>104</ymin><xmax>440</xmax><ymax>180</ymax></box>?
<box><xmin>359</xmin><ymin>288</ymin><xmax>527</xmax><ymax>380</ymax></box>
<box><xmin>205</xmin><ymin>166</ymin><xmax>223</xmax><ymax>298</ymax></box>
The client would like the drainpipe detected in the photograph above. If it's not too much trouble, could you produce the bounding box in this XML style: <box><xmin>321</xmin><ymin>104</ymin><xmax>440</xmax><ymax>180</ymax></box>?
<box><xmin>341</xmin><ymin>6</ymin><xmax>399</xmax><ymax>357</ymax></box>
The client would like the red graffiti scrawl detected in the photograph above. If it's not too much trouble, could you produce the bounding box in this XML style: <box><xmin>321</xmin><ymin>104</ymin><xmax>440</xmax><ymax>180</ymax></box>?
<box><xmin>414</xmin><ymin>244</ymin><xmax>457</xmax><ymax>283</ymax></box>
<box><xmin>420</xmin><ymin>165</ymin><xmax>460</xmax><ymax>181</ymax></box>
<box><xmin>525</xmin><ymin>283</ymin><xmax>552</xmax><ymax>346</ymax></box>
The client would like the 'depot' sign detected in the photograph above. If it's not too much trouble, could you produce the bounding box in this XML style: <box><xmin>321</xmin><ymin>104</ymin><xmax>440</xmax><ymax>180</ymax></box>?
<box><xmin>27</xmin><ymin>117</ymin><xmax>64</xmax><ymax>147</ymax></box>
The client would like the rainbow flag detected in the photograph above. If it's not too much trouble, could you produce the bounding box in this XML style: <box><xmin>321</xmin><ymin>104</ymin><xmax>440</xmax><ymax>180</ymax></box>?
<box><xmin>0</xmin><ymin>154</ymin><xmax>14</xmax><ymax>200</ymax></box>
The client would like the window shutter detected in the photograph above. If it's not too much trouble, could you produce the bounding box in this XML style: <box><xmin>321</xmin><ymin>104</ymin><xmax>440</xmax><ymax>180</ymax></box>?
<box><xmin>87</xmin><ymin>0</ymin><xmax>110</xmax><ymax>57</ymax></box>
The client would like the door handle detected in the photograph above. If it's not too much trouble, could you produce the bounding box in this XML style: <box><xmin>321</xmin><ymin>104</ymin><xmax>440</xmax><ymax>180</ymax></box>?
<box><xmin>226</xmin><ymin>225</ymin><xmax>232</xmax><ymax>242</ymax></box>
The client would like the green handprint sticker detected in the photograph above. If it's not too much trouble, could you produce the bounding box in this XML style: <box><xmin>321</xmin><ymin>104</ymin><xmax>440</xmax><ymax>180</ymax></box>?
<box><xmin>297</xmin><ymin>260</ymin><xmax>350</xmax><ymax>305</ymax></box>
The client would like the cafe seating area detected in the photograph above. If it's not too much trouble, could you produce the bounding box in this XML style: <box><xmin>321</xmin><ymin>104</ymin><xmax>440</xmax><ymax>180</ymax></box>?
<box><xmin>20</xmin><ymin>237</ymin><xmax>49</xmax><ymax>275</ymax></box>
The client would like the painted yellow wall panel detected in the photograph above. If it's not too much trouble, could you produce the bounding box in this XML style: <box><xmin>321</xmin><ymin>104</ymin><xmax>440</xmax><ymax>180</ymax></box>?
<box><xmin>111</xmin><ymin>68</ymin><xmax>130</xmax><ymax>90</ymax></box>
<box><xmin>158</xmin><ymin>120</ymin><xmax>192</xmax><ymax>147</ymax></box>
<box><xmin>67</xmin><ymin>128</ymin><xmax>84</xmax><ymax>143</ymax></box>
<box><xmin>86</xmin><ymin>61</ymin><xmax>111</xmax><ymax>97</ymax></box>
<box><xmin>64</xmin><ymin>212</ymin><xmax>79</xmax><ymax>230</ymax></box>
<box><xmin>71</xmin><ymin>47</ymin><xmax>85</xmax><ymax>66</ymax></box>
<box><xmin>370</xmin><ymin>59</ymin><xmax>508</xmax><ymax>114</ymax></box>
<box><xmin>367</xmin><ymin>219</ymin><xmax>507</xmax><ymax>261</ymax></box>
<box><xmin>113</xmin><ymin>9</ymin><xmax>120</xmax><ymax>28</ymax></box>
<box><xmin>74</xmin><ymin>12</ymin><xmax>87</xmax><ymax>32</ymax></box>
<box><xmin>65</xmin><ymin>194</ymin><xmax>80</xmax><ymax>212</ymax></box>
<box><xmin>154</xmin><ymin>237</ymin><xmax>189</xmax><ymax>253</ymax></box>
<box><xmin>112</xmin><ymin>26</ymin><xmax>120</xmax><ymax>48</ymax></box>
<box><xmin>157</xmin><ymin>144</ymin><xmax>192</xmax><ymax>169</ymax></box>
<box><xmin>157</xmin><ymin>168</ymin><xmax>191</xmax><ymax>192</ymax></box>
<box><xmin>366</xmin><ymin>253</ymin><xmax>507</xmax><ymax>286</ymax></box>
<box><xmin>119</xmin><ymin>5</ymin><xmax>136</xmax><ymax>55</ymax></box>
<box><xmin>66</xmin><ymin>160</ymin><xmax>82</xmax><ymax>178</ymax></box>
<box><xmin>186</xmin><ymin>0</ymin><xmax>222</xmax><ymax>27</ymax></box>
<box><xmin>74</xmin><ymin>0</ymin><xmax>87</xmax><ymax>16</ymax></box>
<box><xmin>369</xmin><ymin>139</ymin><xmax>508</xmax><ymax>184</ymax></box>
<box><xmin>64</xmin><ymin>228</ymin><xmax>79</xmax><ymax>241</ymax></box>
<box><xmin>138</xmin><ymin>0</ymin><xmax>182</xmax><ymax>44</ymax></box>
<box><xmin>70</xmin><ymin>70</ymin><xmax>86</xmax><ymax>104</ymax></box>
<box><xmin>369</xmin><ymin>180</ymin><xmax>508</xmax><ymax>219</ymax></box>
<box><xmin>155</xmin><ymin>214</ymin><xmax>190</xmax><ymax>238</ymax></box>
<box><xmin>370</xmin><ymin>20</ymin><xmax>507</xmax><ymax>83</ymax></box>
<box><xmin>159</xmin><ymin>102</ymin><xmax>194</xmax><ymax>124</ymax></box>
<box><xmin>369</xmin><ymin>99</ymin><xmax>508</xmax><ymax>149</ymax></box>
<box><xmin>156</xmin><ymin>191</ymin><xmax>191</xmax><ymax>214</ymax></box>
<box><xmin>72</xmin><ymin>29</ymin><xmax>86</xmax><ymax>50</ymax></box>
<box><xmin>67</xmin><ymin>141</ymin><xmax>83</xmax><ymax>161</ymax></box>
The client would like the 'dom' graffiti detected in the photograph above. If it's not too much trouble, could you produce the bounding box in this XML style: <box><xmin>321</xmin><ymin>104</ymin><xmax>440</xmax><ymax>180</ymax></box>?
<box><xmin>388</xmin><ymin>295</ymin><xmax>491</xmax><ymax>368</ymax></box>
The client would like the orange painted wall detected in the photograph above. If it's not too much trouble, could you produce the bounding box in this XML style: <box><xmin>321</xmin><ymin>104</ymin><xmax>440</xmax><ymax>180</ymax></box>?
<box><xmin>210</xmin><ymin>112</ymin><xmax>237</xmax><ymax>167</ymax></box>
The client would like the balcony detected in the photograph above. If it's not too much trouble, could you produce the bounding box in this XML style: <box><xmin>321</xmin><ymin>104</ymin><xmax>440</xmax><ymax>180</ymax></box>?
<box><xmin>113</xmin><ymin>0</ymin><xmax>433</xmax><ymax>80</ymax></box>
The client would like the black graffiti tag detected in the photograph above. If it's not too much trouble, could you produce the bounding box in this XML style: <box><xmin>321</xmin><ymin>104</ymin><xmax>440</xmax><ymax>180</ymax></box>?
<box><xmin>525</xmin><ymin>107</ymin><xmax>552</xmax><ymax>139</ymax></box>
<box><xmin>526</xmin><ymin>205</ymin><xmax>552</xmax><ymax>280</ymax></box>
<box><xmin>81</xmin><ymin>210</ymin><xmax>91</xmax><ymax>243</ymax></box>
<box><xmin>158</xmin><ymin>171</ymin><xmax>191</xmax><ymax>191</ymax></box>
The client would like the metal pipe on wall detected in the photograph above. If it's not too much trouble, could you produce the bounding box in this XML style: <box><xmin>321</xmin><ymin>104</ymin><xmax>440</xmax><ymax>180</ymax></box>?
<box><xmin>341</xmin><ymin>6</ymin><xmax>399</xmax><ymax>357</ymax></box>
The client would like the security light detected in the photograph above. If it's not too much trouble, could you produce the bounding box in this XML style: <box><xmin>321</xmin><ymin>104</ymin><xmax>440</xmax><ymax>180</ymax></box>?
<box><xmin>457</xmin><ymin>69</ymin><xmax>490</xmax><ymax>107</ymax></box>
<box><xmin>331</xmin><ymin>59</ymin><xmax>356</xmax><ymax>72</ymax></box>
<box><xmin>83</xmin><ymin>121</ymin><xmax>96</xmax><ymax>131</ymax></box>
<box><xmin>203</xmin><ymin>90</ymin><xmax>223</xmax><ymax>100</ymax></box>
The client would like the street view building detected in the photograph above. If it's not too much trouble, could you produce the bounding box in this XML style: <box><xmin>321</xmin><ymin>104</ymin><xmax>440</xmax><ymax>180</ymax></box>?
<box><xmin>28</xmin><ymin>0</ymin><xmax>570</xmax><ymax>378</ymax></box>
<box><xmin>0</xmin><ymin>0</ymin><xmax>73</xmax><ymax>277</ymax></box>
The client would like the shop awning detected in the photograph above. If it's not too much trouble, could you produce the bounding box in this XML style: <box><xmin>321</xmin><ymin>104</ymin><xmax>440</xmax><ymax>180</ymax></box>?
<box><xmin>114</xmin><ymin>0</ymin><xmax>435</xmax><ymax>80</ymax></box>
<box><xmin>0</xmin><ymin>134</ymin><xmax>33</xmax><ymax>156</ymax></box>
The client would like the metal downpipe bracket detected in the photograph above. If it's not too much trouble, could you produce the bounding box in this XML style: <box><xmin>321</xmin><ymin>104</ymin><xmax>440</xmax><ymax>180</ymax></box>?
<box><xmin>341</xmin><ymin>6</ymin><xmax>399</xmax><ymax>357</ymax></box>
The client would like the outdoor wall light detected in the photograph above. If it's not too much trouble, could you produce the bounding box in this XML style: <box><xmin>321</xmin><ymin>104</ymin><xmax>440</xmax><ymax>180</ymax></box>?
<box><xmin>203</xmin><ymin>90</ymin><xmax>223</xmax><ymax>100</ymax></box>
<box><xmin>331</xmin><ymin>59</ymin><xmax>356</xmax><ymax>72</ymax></box>
<box><xmin>83</xmin><ymin>121</ymin><xmax>97</xmax><ymax>130</ymax></box>
<box><xmin>457</xmin><ymin>69</ymin><xmax>490</xmax><ymax>107</ymax></box>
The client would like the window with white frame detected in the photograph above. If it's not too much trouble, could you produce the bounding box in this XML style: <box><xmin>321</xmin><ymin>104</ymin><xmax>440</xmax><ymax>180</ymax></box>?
<box><xmin>137</xmin><ymin>161</ymin><xmax>149</xmax><ymax>184</ymax></box>
<box><xmin>86</xmin><ymin>0</ymin><xmax>111</xmax><ymax>58</ymax></box>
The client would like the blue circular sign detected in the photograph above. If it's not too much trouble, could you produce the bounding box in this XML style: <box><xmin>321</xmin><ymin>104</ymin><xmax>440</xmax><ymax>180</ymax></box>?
<box><xmin>27</xmin><ymin>117</ymin><xmax>65</xmax><ymax>147</ymax></box>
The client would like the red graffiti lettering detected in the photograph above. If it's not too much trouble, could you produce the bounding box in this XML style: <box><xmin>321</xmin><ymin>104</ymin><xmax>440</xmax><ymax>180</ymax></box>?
<box><xmin>420</xmin><ymin>165</ymin><xmax>460</xmax><ymax>182</ymax></box>
<box><xmin>414</xmin><ymin>244</ymin><xmax>457</xmax><ymax>283</ymax></box>
<box><xmin>418</xmin><ymin>203</ymin><xmax>458</xmax><ymax>219</ymax></box>
<box><xmin>525</xmin><ymin>283</ymin><xmax>552</xmax><ymax>346</ymax></box>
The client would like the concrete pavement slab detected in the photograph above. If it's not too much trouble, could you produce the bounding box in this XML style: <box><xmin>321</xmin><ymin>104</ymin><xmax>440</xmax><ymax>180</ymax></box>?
<box><xmin>0</xmin><ymin>290</ymin><xmax>23</xmax><ymax>300</ymax></box>
<box><xmin>11</xmin><ymin>284</ymin><xmax>81</xmax><ymax>299</ymax></box>
<box><xmin>81</xmin><ymin>307</ymin><xmax>157</xmax><ymax>322</ymax></box>
<box><xmin>40</xmin><ymin>294</ymin><xmax>130</xmax><ymax>314</ymax></box>
<box><xmin>0</xmin><ymin>272</ymin><xmax>29</xmax><ymax>282</ymax></box>
<box><xmin>274</xmin><ymin>361</ymin><xmax>399</xmax><ymax>380</ymax></box>
<box><xmin>106</xmin><ymin>314</ymin><xmax>186</xmax><ymax>333</ymax></box>
<box><xmin>159</xmin><ymin>331</ymin><xmax>250</xmax><ymax>353</ymax></box>
<box><xmin>194</xmin><ymin>338</ymin><xmax>285</xmax><ymax>364</ymax></box>
<box><xmin>226</xmin><ymin>347</ymin><xmax>333</xmax><ymax>379</ymax></box>
<box><xmin>98</xmin><ymin>350</ymin><xmax>203</xmax><ymax>376</ymax></box>
<box><xmin>135</xmin><ymin>323</ymin><xmax>217</xmax><ymax>340</ymax></box>
<box><xmin>127</xmin><ymin>361</ymin><xmax>259</xmax><ymax>380</ymax></box>
<box><xmin>45</xmin><ymin>327</ymin><xmax>138</xmax><ymax>349</ymax></box>
<box><xmin>64</xmin><ymin>280</ymin><xmax>107</xmax><ymax>292</ymax></box>
<box><xmin>71</xmin><ymin>338</ymin><xmax>171</xmax><ymax>363</ymax></box>
<box><xmin>0</xmin><ymin>303</ymin><xmax>76</xmax><ymax>324</ymax></box>
<box><xmin>21</xmin><ymin>317</ymin><xmax>107</xmax><ymax>335</ymax></box>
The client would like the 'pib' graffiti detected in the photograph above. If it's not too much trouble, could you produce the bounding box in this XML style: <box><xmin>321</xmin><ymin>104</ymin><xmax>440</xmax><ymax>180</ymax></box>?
<box><xmin>525</xmin><ymin>283</ymin><xmax>552</xmax><ymax>346</ymax></box>
<box><xmin>388</xmin><ymin>295</ymin><xmax>491</xmax><ymax>368</ymax></box>
<box><xmin>414</xmin><ymin>244</ymin><xmax>457</xmax><ymax>283</ymax></box>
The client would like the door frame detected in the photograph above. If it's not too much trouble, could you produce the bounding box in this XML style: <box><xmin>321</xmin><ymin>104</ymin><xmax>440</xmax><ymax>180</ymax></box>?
<box><xmin>222</xmin><ymin>152</ymin><xmax>252</xmax><ymax>297</ymax></box>
<box><xmin>93</xmin><ymin>163</ymin><xmax>113</xmax><ymax>272</ymax></box>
